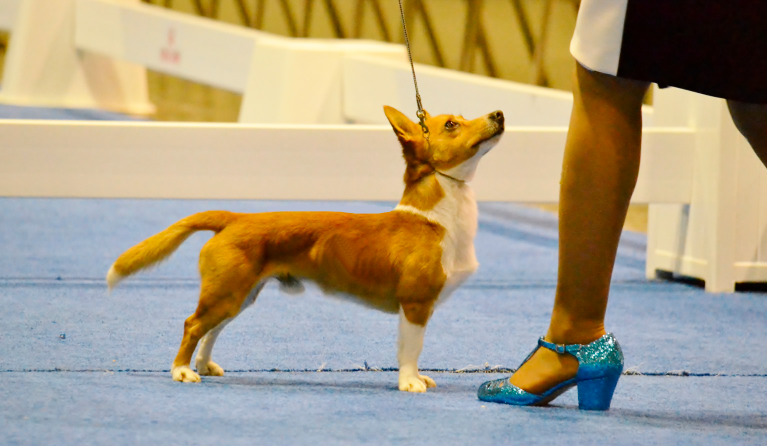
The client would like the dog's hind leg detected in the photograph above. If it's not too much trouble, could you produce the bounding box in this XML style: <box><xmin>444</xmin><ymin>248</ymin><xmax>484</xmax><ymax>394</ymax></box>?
<box><xmin>193</xmin><ymin>320</ymin><xmax>231</xmax><ymax>377</ymax></box>
<box><xmin>171</xmin><ymin>246</ymin><xmax>261</xmax><ymax>383</ymax></box>
<box><xmin>172</xmin><ymin>296</ymin><xmax>243</xmax><ymax>383</ymax></box>
<box><xmin>195</xmin><ymin>281</ymin><xmax>265</xmax><ymax>376</ymax></box>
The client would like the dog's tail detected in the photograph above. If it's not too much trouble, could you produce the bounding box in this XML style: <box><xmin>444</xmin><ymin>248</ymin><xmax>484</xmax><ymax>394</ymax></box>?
<box><xmin>107</xmin><ymin>211</ymin><xmax>236</xmax><ymax>290</ymax></box>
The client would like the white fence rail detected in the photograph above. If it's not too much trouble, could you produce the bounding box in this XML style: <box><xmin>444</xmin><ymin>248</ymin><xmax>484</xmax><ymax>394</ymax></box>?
<box><xmin>0</xmin><ymin>120</ymin><xmax>694</xmax><ymax>203</ymax></box>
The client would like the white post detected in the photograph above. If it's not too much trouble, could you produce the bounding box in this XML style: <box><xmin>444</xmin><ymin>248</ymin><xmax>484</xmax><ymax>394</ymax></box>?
<box><xmin>0</xmin><ymin>0</ymin><xmax>154</xmax><ymax>115</ymax></box>
<box><xmin>646</xmin><ymin>86</ymin><xmax>762</xmax><ymax>292</ymax></box>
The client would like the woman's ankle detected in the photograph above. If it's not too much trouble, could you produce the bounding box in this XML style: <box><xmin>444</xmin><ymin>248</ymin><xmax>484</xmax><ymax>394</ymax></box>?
<box><xmin>545</xmin><ymin>319</ymin><xmax>606</xmax><ymax>346</ymax></box>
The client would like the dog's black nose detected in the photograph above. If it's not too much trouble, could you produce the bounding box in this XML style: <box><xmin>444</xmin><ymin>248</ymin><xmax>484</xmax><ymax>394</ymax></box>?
<box><xmin>491</xmin><ymin>110</ymin><xmax>504</xmax><ymax>125</ymax></box>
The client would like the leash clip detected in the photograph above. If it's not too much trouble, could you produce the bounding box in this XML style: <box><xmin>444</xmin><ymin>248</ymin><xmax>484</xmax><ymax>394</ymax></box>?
<box><xmin>415</xmin><ymin>96</ymin><xmax>429</xmax><ymax>140</ymax></box>
<box><xmin>416</xmin><ymin>109</ymin><xmax>429</xmax><ymax>140</ymax></box>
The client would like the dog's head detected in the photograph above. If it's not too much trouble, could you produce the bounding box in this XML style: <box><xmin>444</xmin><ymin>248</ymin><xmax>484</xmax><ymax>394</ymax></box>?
<box><xmin>384</xmin><ymin>106</ymin><xmax>504</xmax><ymax>183</ymax></box>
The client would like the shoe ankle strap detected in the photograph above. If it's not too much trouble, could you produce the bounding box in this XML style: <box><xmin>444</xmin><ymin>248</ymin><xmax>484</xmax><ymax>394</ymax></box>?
<box><xmin>537</xmin><ymin>337</ymin><xmax>583</xmax><ymax>355</ymax></box>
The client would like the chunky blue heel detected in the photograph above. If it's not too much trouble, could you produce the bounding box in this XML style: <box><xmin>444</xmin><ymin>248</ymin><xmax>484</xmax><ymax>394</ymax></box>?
<box><xmin>576</xmin><ymin>374</ymin><xmax>621</xmax><ymax>410</ymax></box>
<box><xmin>477</xmin><ymin>333</ymin><xmax>623</xmax><ymax>410</ymax></box>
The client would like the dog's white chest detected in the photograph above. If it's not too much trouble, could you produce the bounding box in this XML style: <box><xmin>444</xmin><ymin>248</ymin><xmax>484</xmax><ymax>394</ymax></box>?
<box><xmin>433</xmin><ymin>176</ymin><xmax>478</xmax><ymax>270</ymax></box>
<box><xmin>395</xmin><ymin>175</ymin><xmax>479</xmax><ymax>305</ymax></box>
<box><xmin>433</xmin><ymin>176</ymin><xmax>478</xmax><ymax>303</ymax></box>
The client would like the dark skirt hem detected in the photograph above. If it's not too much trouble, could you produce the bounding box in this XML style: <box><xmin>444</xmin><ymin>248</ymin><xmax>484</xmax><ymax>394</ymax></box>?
<box><xmin>615</xmin><ymin>0</ymin><xmax>767</xmax><ymax>104</ymax></box>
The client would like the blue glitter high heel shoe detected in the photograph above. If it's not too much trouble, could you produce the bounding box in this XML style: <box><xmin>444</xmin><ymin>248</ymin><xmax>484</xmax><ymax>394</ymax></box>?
<box><xmin>477</xmin><ymin>333</ymin><xmax>623</xmax><ymax>410</ymax></box>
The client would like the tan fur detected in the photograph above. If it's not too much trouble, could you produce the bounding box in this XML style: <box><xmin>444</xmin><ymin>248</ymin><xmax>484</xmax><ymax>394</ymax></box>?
<box><xmin>400</xmin><ymin>174</ymin><xmax>445</xmax><ymax>211</ymax></box>
<box><xmin>108</xmin><ymin>106</ymin><xmax>504</xmax><ymax>391</ymax></box>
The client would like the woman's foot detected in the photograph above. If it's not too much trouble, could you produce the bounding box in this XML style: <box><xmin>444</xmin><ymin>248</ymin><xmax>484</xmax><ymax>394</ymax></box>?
<box><xmin>478</xmin><ymin>333</ymin><xmax>623</xmax><ymax>409</ymax></box>
<box><xmin>508</xmin><ymin>344</ymin><xmax>579</xmax><ymax>394</ymax></box>
<box><xmin>508</xmin><ymin>329</ymin><xmax>606</xmax><ymax>394</ymax></box>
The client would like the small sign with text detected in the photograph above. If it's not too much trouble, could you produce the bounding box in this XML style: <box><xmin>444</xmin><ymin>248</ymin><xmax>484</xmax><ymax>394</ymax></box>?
<box><xmin>160</xmin><ymin>27</ymin><xmax>180</xmax><ymax>65</ymax></box>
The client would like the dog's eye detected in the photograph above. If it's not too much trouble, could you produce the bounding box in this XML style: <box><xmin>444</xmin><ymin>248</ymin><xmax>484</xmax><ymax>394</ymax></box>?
<box><xmin>445</xmin><ymin>120</ymin><xmax>458</xmax><ymax>130</ymax></box>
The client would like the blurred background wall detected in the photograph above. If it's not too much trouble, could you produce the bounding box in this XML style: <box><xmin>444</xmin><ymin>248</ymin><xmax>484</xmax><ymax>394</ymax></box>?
<box><xmin>0</xmin><ymin>0</ymin><xmax>580</xmax><ymax>122</ymax></box>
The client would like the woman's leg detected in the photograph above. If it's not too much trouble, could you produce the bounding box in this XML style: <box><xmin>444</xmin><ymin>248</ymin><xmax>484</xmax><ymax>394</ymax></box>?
<box><xmin>727</xmin><ymin>100</ymin><xmax>767</xmax><ymax>165</ymax></box>
<box><xmin>510</xmin><ymin>63</ymin><xmax>650</xmax><ymax>393</ymax></box>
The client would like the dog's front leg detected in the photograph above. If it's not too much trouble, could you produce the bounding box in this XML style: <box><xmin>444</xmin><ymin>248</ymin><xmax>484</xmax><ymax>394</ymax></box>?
<box><xmin>397</xmin><ymin>306</ymin><xmax>436</xmax><ymax>393</ymax></box>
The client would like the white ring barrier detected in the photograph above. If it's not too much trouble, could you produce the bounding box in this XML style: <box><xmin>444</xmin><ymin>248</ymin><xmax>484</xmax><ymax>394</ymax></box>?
<box><xmin>0</xmin><ymin>120</ymin><xmax>693</xmax><ymax>203</ymax></box>
<box><xmin>75</xmin><ymin>0</ymin><xmax>262</xmax><ymax>94</ymax></box>
<box><xmin>77</xmin><ymin>0</ymin><xmax>407</xmax><ymax>124</ymax></box>
<box><xmin>646</xmin><ymin>86</ymin><xmax>767</xmax><ymax>292</ymax></box>
<box><xmin>0</xmin><ymin>0</ymin><xmax>154</xmax><ymax>114</ymax></box>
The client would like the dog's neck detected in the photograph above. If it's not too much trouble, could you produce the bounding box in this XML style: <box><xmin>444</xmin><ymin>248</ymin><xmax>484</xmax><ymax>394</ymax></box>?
<box><xmin>394</xmin><ymin>171</ymin><xmax>479</xmax><ymax>276</ymax></box>
<box><xmin>396</xmin><ymin>156</ymin><xmax>477</xmax><ymax>213</ymax></box>
<box><xmin>435</xmin><ymin>170</ymin><xmax>466</xmax><ymax>183</ymax></box>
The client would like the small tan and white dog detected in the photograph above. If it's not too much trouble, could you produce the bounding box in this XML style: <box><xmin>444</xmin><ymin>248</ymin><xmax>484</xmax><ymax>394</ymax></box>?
<box><xmin>107</xmin><ymin>106</ymin><xmax>504</xmax><ymax>392</ymax></box>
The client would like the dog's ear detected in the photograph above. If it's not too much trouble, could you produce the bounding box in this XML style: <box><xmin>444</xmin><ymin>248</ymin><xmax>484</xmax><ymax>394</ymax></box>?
<box><xmin>383</xmin><ymin>106</ymin><xmax>418</xmax><ymax>142</ymax></box>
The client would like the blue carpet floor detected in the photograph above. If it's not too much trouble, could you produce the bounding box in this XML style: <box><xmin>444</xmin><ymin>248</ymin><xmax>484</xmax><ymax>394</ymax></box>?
<box><xmin>2</xmin><ymin>372</ymin><xmax>765</xmax><ymax>445</ymax></box>
<box><xmin>1</xmin><ymin>198</ymin><xmax>766</xmax><ymax>445</ymax></box>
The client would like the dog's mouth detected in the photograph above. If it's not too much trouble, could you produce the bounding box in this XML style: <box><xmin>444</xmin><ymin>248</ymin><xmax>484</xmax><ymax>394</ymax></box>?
<box><xmin>471</xmin><ymin>125</ymin><xmax>504</xmax><ymax>152</ymax></box>
<box><xmin>491</xmin><ymin>120</ymin><xmax>506</xmax><ymax>137</ymax></box>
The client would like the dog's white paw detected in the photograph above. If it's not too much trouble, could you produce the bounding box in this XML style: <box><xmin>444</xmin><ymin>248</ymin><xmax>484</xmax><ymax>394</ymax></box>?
<box><xmin>399</xmin><ymin>374</ymin><xmax>435</xmax><ymax>393</ymax></box>
<box><xmin>172</xmin><ymin>366</ymin><xmax>201</xmax><ymax>383</ymax></box>
<box><xmin>420</xmin><ymin>374</ymin><xmax>437</xmax><ymax>389</ymax></box>
<box><xmin>196</xmin><ymin>360</ymin><xmax>224</xmax><ymax>377</ymax></box>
